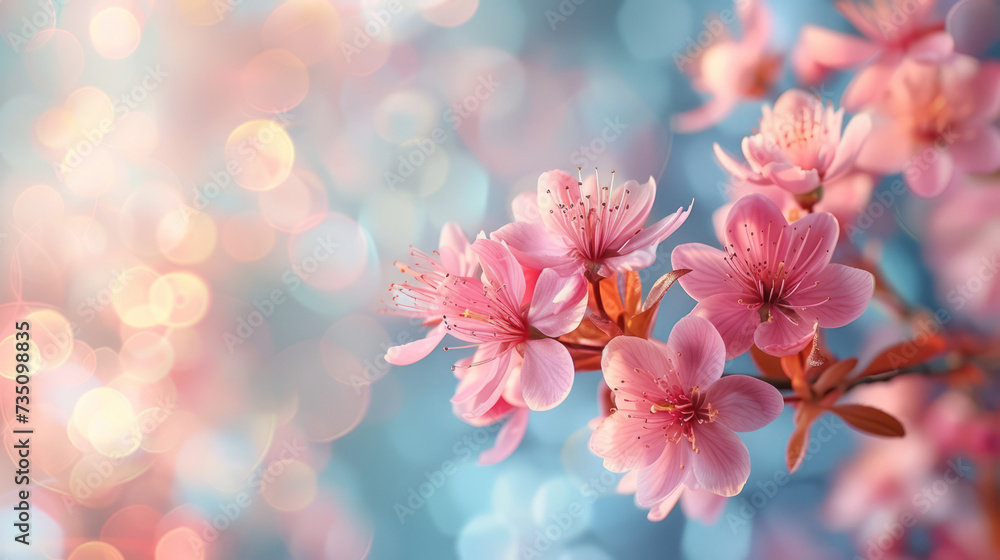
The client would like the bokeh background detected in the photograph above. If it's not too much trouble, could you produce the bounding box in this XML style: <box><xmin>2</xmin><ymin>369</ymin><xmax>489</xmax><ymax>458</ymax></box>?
<box><xmin>0</xmin><ymin>0</ymin><xmax>997</xmax><ymax>559</ymax></box>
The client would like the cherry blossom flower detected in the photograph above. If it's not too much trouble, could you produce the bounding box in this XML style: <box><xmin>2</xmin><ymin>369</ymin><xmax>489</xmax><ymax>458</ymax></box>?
<box><xmin>616</xmin><ymin>469</ymin><xmax>728</xmax><ymax>523</ymax></box>
<box><xmin>438</xmin><ymin>238</ymin><xmax>588</xmax><ymax>415</ymax></box>
<box><xmin>672</xmin><ymin>194</ymin><xmax>874</xmax><ymax>359</ymax></box>
<box><xmin>672</xmin><ymin>0</ymin><xmax>783</xmax><ymax>133</ymax></box>
<box><xmin>714</xmin><ymin>89</ymin><xmax>872</xmax><ymax>198</ymax></box>
<box><xmin>793</xmin><ymin>0</ymin><xmax>955</xmax><ymax>110</ymax></box>
<box><xmin>856</xmin><ymin>55</ymin><xmax>1000</xmax><ymax>197</ymax></box>
<box><xmin>492</xmin><ymin>169</ymin><xmax>690</xmax><ymax>279</ymax></box>
<box><xmin>385</xmin><ymin>223</ymin><xmax>479</xmax><ymax>366</ymax></box>
<box><xmin>590</xmin><ymin>315</ymin><xmax>784</xmax><ymax>499</ymax></box>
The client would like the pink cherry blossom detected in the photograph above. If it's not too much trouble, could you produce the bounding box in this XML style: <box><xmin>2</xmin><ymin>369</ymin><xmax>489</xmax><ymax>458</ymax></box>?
<box><xmin>453</xmin><ymin>353</ymin><xmax>531</xmax><ymax>465</ymax></box>
<box><xmin>440</xmin><ymin>238</ymin><xmax>588</xmax><ymax>414</ymax></box>
<box><xmin>385</xmin><ymin>222</ymin><xmax>479</xmax><ymax>366</ymax></box>
<box><xmin>590</xmin><ymin>315</ymin><xmax>784</xmax><ymax>499</ymax></box>
<box><xmin>672</xmin><ymin>194</ymin><xmax>874</xmax><ymax>359</ymax></box>
<box><xmin>617</xmin><ymin>468</ymin><xmax>729</xmax><ymax>523</ymax></box>
<box><xmin>492</xmin><ymin>169</ymin><xmax>691</xmax><ymax>278</ymax></box>
<box><xmin>793</xmin><ymin>0</ymin><xmax>954</xmax><ymax>110</ymax></box>
<box><xmin>672</xmin><ymin>0</ymin><xmax>782</xmax><ymax>133</ymax></box>
<box><xmin>856</xmin><ymin>55</ymin><xmax>1000</xmax><ymax>198</ymax></box>
<box><xmin>714</xmin><ymin>89</ymin><xmax>872</xmax><ymax>196</ymax></box>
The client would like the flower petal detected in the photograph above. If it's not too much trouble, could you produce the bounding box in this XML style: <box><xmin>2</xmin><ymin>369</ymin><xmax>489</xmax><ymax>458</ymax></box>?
<box><xmin>602</xmin><ymin>336</ymin><xmax>677</xmax><ymax>408</ymax></box>
<box><xmin>478</xmin><ymin>407</ymin><xmax>530</xmax><ymax>465</ymax></box>
<box><xmin>451</xmin><ymin>345</ymin><xmax>514</xmax><ymax>418</ymax></box>
<box><xmin>491</xmin><ymin>221</ymin><xmax>577</xmax><ymax>273</ymax></box>
<box><xmin>950</xmin><ymin>126</ymin><xmax>1000</xmax><ymax>174</ymax></box>
<box><xmin>762</xmin><ymin>163</ymin><xmax>821</xmax><ymax>194</ymax></box>
<box><xmin>637</xmin><ymin>444</ymin><xmax>690</xmax><ymax>507</ymax></box>
<box><xmin>797</xmin><ymin>25</ymin><xmax>879</xmax><ymax>68</ymax></box>
<box><xmin>905</xmin><ymin>148</ymin><xmax>955</xmax><ymax>198</ymax></box>
<box><xmin>692</xmin><ymin>294</ymin><xmax>761</xmax><ymax>360</ymax></box>
<box><xmin>672</xmin><ymin>96</ymin><xmax>738</xmax><ymax>134</ymax></box>
<box><xmin>754</xmin><ymin>306</ymin><xmax>816</xmax><ymax>357</ymax></box>
<box><xmin>512</xmin><ymin>191</ymin><xmax>542</xmax><ymax>223</ymax></box>
<box><xmin>714</xmin><ymin>143</ymin><xmax>761</xmax><ymax>182</ymax></box>
<box><xmin>691</xmin><ymin>422</ymin><xmax>751</xmax><ymax>497</ymax></box>
<box><xmin>647</xmin><ymin>486</ymin><xmax>684</xmax><ymax>522</ymax></box>
<box><xmin>724</xmin><ymin>193</ymin><xmax>789</xmax><ymax>256</ymax></box>
<box><xmin>471</xmin><ymin>238</ymin><xmax>527</xmax><ymax>310</ymax></box>
<box><xmin>590</xmin><ymin>412</ymin><xmax>664</xmax><ymax>472</ymax></box>
<box><xmin>789</xmin><ymin>263</ymin><xmax>873</xmax><ymax>328</ymax></box>
<box><xmin>520</xmin><ymin>338</ymin><xmax>575</xmax><ymax>411</ymax></box>
<box><xmin>774</xmin><ymin>210</ymin><xmax>839</xmax><ymax>285</ymax></box>
<box><xmin>841</xmin><ymin>53</ymin><xmax>901</xmax><ymax>111</ymax></box>
<box><xmin>666</xmin><ymin>315</ymin><xmax>727</xmax><ymax>389</ymax></box>
<box><xmin>607</xmin><ymin>203</ymin><xmax>692</xmax><ymax>271</ymax></box>
<box><xmin>680</xmin><ymin>487</ymin><xmax>729</xmax><ymax>525</ymax></box>
<box><xmin>705</xmin><ymin>374</ymin><xmax>784</xmax><ymax>432</ymax></box>
<box><xmin>385</xmin><ymin>322</ymin><xmax>447</xmax><ymax>366</ymax></box>
<box><xmin>824</xmin><ymin>113</ymin><xmax>871</xmax><ymax>181</ymax></box>
<box><xmin>671</xmin><ymin>243</ymin><xmax>734</xmax><ymax>302</ymax></box>
<box><xmin>906</xmin><ymin>31</ymin><xmax>955</xmax><ymax>63</ymax></box>
<box><xmin>527</xmin><ymin>268</ymin><xmax>588</xmax><ymax>337</ymax></box>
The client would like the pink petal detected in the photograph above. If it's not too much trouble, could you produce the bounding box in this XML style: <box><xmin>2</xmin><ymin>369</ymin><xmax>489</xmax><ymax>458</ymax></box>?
<box><xmin>385</xmin><ymin>323</ymin><xmax>447</xmax><ymax>366</ymax></box>
<box><xmin>855</xmin><ymin>114</ymin><xmax>911</xmax><ymax>174</ymax></box>
<box><xmin>724</xmin><ymin>193</ymin><xmax>788</xmax><ymax>255</ymax></box>
<box><xmin>797</xmin><ymin>25</ymin><xmax>879</xmax><ymax>68</ymax></box>
<box><xmin>471</xmin><ymin>238</ymin><xmax>527</xmax><ymax>309</ymax></box>
<box><xmin>636</xmin><ymin>444</ymin><xmax>690</xmax><ymax>507</ymax></box>
<box><xmin>601</xmin><ymin>336</ymin><xmax>677</xmax><ymax>410</ymax></box>
<box><xmin>906</xmin><ymin>31</ymin><xmax>955</xmax><ymax>63</ymax></box>
<box><xmin>491</xmin><ymin>221</ymin><xmax>577</xmax><ymax>273</ymax></box>
<box><xmin>950</xmin><ymin>126</ymin><xmax>1000</xmax><ymax>173</ymax></box>
<box><xmin>704</xmin><ymin>374</ymin><xmax>785</xmax><ymax>432</ymax></box>
<box><xmin>841</xmin><ymin>53</ymin><xmax>901</xmax><ymax>111</ymax></box>
<box><xmin>537</xmin><ymin>169</ymin><xmax>582</xmax><ymax>238</ymax></box>
<box><xmin>693</xmin><ymin>294</ymin><xmax>761</xmax><ymax>360</ymax></box>
<box><xmin>666</xmin><ymin>315</ymin><xmax>727</xmax><ymax>389</ymax></box>
<box><xmin>671</xmin><ymin>243</ymin><xmax>735</xmax><ymax>301</ymax></box>
<box><xmin>478</xmin><ymin>407</ymin><xmax>530</xmax><ymax>466</ymax></box>
<box><xmin>714</xmin><ymin>143</ymin><xmax>760</xmax><ymax>182</ymax></box>
<box><xmin>439</xmin><ymin>222</ymin><xmax>476</xmax><ymax>276</ymax></box>
<box><xmin>606</xmin><ymin>203</ymin><xmax>692</xmax><ymax>271</ymax></box>
<box><xmin>790</xmin><ymin>264</ymin><xmax>873</xmax><ymax>331</ymax></box>
<box><xmin>774</xmin><ymin>210</ymin><xmax>839</xmax><ymax>284</ymax></box>
<box><xmin>824</xmin><ymin>113</ymin><xmax>872</xmax><ymax>181</ymax></box>
<box><xmin>691</xmin><ymin>422</ymin><xmax>751</xmax><ymax>497</ymax></box>
<box><xmin>520</xmin><ymin>338</ymin><xmax>575</xmax><ymax>411</ymax></box>
<box><xmin>511</xmin><ymin>191</ymin><xmax>541</xmax><ymax>223</ymax></box>
<box><xmin>737</xmin><ymin>0</ymin><xmax>771</xmax><ymax>54</ymax></box>
<box><xmin>617</xmin><ymin>470</ymin><xmax>638</xmax><ymax>494</ymax></box>
<box><xmin>753</xmin><ymin>307</ymin><xmax>815</xmax><ymax>357</ymax></box>
<box><xmin>763</xmin><ymin>163</ymin><xmax>821</xmax><ymax>194</ymax></box>
<box><xmin>527</xmin><ymin>268</ymin><xmax>588</xmax><ymax>337</ymax></box>
<box><xmin>904</xmin><ymin>148</ymin><xmax>955</xmax><ymax>198</ymax></box>
<box><xmin>603</xmin><ymin>178</ymin><xmax>658</xmax><ymax>251</ymax></box>
<box><xmin>590</xmin><ymin>413</ymin><xmax>664</xmax><ymax>472</ymax></box>
<box><xmin>647</xmin><ymin>486</ymin><xmax>684</xmax><ymax>522</ymax></box>
<box><xmin>680</xmin><ymin>487</ymin><xmax>728</xmax><ymax>525</ymax></box>
<box><xmin>672</xmin><ymin>97</ymin><xmax>737</xmax><ymax>133</ymax></box>
<box><xmin>452</xmin><ymin>348</ymin><xmax>514</xmax><ymax>418</ymax></box>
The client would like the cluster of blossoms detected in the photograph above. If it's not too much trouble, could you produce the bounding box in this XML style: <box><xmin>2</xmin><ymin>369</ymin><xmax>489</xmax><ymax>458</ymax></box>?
<box><xmin>384</xmin><ymin>0</ymin><xmax>1000</xmax><ymax>548</ymax></box>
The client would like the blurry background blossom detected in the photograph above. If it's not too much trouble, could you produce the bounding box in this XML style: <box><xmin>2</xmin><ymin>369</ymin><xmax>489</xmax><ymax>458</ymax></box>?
<box><xmin>0</xmin><ymin>0</ymin><xmax>998</xmax><ymax>559</ymax></box>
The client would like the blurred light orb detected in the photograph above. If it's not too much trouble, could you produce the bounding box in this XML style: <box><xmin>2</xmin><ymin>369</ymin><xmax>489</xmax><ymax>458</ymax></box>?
<box><xmin>120</xmin><ymin>185</ymin><xmax>186</xmax><ymax>255</ymax></box>
<box><xmin>225</xmin><ymin>120</ymin><xmax>295</xmax><ymax>191</ymax></box>
<box><xmin>287</xmin><ymin>212</ymin><xmax>369</xmax><ymax>291</ymax></box>
<box><xmin>176</xmin><ymin>0</ymin><xmax>227</xmax><ymax>26</ymax></box>
<box><xmin>101</xmin><ymin>504</ymin><xmax>161</xmax><ymax>559</ymax></box>
<box><xmin>149</xmin><ymin>272</ymin><xmax>211</xmax><ymax>327</ymax></box>
<box><xmin>120</xmin><ymin>331</ymin><xmax>175</xmax><ymax>382</ymax></box>
<box><xmin>107</xmin><ymin>111</ymin><xmax>159</xmax><ymax>161</ymax></box>
<box><xmin>62</xmin><ymin>144</ymin><xmax>118</xmax><ymax>198</ymax></box>
<box><xmin>155</xmin><ymin>527</ymin><xmax>206</xmax><ymax>560</ymax></box>
<box><xmin>359</xmin><ymin>189</ymin><xmax>423</xmax><ymax>248</ymax></box>
<box><xmin>419</xmin><ymin>0</ymin><xmax>479</xmax><ymax>27</ymax></box>
<box><xmin>90</xmin><ymin>7</ymin><xmax>141</xmax><ymax>59</ymax></box>
<box><xmin>26</xmin><ymin>308</ymin><xmax>74</xmax><ymax>370</ymax></box>
<box><xmin>72</xmin><ymin>387</ymin><xmax>136</xmax><ymax>454</ymax></box>
<box><xmin>222</xmin><ymin>213</ymin><xmax>276</xmax><ymax>261</ymax></box>
<box><xmin>13</xmin><ymin>183</ymin><xmax>64</xmax><ymax>229</ymax></box>
<box><xmin>111</xmin><ymin>266</ymin><xmax>162</xmax><ymax>328</ymax></box>
<box><xmin>65</xmin><ymin>215</ymin><xmax>109</xmax><ymax>255</ymax></box>
<box><xmin>0</xmin><ymin>0</ymin><xmax>56</xmax><ymax>44</ymax></box>
<box><xmin>243</xmin><ymin>48</ymin><xmax>310</xmax><ymax>113</ymax></box>
<box><xmin>68</xmin><ymin>541</ymin><xmax>127</xmax><ymax>560</ymax></box>
<box><xmin>330</xmin><ymin>6</ymin><xmax>392</xmax><ymax>77</ymax></box>
<box><xmin>616</xmin><ymin>0</ymin><xmax>692</xmax><ymax>60</ymax></box>
<box><xmin>157</xmin><ymin>209</ymin><xmax>218</xmax><ymax>264</ymax></box>
<box><xmin>373</xmin><ymin>89</ymin><xmax>439</xmax><ymax>143</ymax></box>
<box><xmin>457</xmin><ymin>515</ymin><xmax>518</xmax><ymax>560</ymax></box>
<box><xmin>531</xmin><ymin>478</ymin><xmax>592</xmax><ymax>541</ymax></box>
<box><xmin>258</xmin><ymin>168</ymin><xmax>330</xmax><ymax>232</ymax></box>
<box><xmin>262</xmin><ymin>0</ymin><xmax>342</xmax><ymax>65</ymax></box>
<box><xmin>24</xmin><ymin>30</ymin><xmax>86</xmax><ymax>95</ymax></box>
<box><xmin>261</xmin><ymin>459</ymin><xmax>318</xmax><ymax>511</ymax></box>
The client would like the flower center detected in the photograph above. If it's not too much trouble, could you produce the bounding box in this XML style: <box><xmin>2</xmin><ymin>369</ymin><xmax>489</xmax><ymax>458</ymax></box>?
<box><xmin>650</xmin><ymin>385</ymin><xmax>717</xmax><ymax>452</ymax></box>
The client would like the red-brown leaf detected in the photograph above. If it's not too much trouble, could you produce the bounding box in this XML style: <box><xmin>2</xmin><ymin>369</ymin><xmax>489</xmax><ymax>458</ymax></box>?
<box><xmin>858</xmin><ymin>334</ymin><xmax>947</xmax><ymax>378</ymax></box>
<box><xmin>812</xmin><ymin>358</ymin><xmax>858</xmax><ymax>395</ymax></box>
<box><xmin>831</xmin><ymin>404</ymin><xmax>905</xmax><ymax>437</ymax></box>
<box><xmin>786</xmin><ymin>404</ymin><xmax>824</xmax><ymax>474</ymax></box>
<box><xmin>641</xmin><ymin>269</ymin><xmax>691</xmax><ymax>312</ymax></box>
